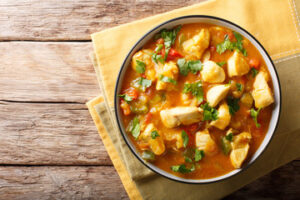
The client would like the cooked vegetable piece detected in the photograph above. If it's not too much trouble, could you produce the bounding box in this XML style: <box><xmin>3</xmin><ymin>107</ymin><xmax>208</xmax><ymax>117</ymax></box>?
<box><xmin>160</xmin><ymin>107</ymin><xmax>203</xmax><ymax>128</ymax></box>
<box><xmin>135</xmin><ymin>60</ymin><xmax>146</xmax><ymax>73</ymax></box>
<box><xmin>127</xmin><ymin>117</ymin><xmax>140</xmax><ymax>139</ymax></box>
<box><xmin>183</xmin><ymin>81</ymin><xmax>204</xmax><ymax>103</ymax></box>
<box><xmin>171</xmin><ymin>164</ymin><xmax>195</xmax><ymax>173</ymax></box>
<box><xmin>227</xmin><ymin>96</ymin><xmax>240</xmax><ymax>115</ymax></box>
<box><xmin>250</xmin><ymin>108</ymin><xmax>261</xmax><ymax>128</ymax></box>
<box><xmin>240</xmin><ymin>93</ymin><xmax>254</xmax><ymax>108</ymax></box>
<box><xmin>221</xmin><ymin>136</ymin><xmax>232</xmax><ymax>155</ymax></box>
<box><xmin>195</xmin><ymin>149</ymin><xmax>205</xmax><ymax>161</ymax></box>
<box><xmin>142</xmin><ymin>150</ymin><xmax>156</xmax><ymax>161</ymax></box>
<box><xmin>206</xmin><ymin>84</ymin><xmax>231</xmax><ymax>107</ymax></box>
<box><xmin>151</xmin><ymin>130</ymin><xmax>160</xmax><ymax>139</ymax></box>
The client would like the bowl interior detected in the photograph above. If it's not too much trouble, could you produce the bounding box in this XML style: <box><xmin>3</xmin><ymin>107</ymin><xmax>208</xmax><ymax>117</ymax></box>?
<box><xmin>115</xmin><ymin>16</ymin><xmax>281</xmax><ymax>184</ymax></box>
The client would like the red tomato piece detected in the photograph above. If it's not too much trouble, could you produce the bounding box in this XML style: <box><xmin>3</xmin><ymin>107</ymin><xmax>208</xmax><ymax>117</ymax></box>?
<box><xmin>249</xmin><ymin>58</ymin><xmax>260</xmax><ymax>69</ymax></box>
<box><xmin>125</xmin><ymin>88</ymin><xmax>139</xmax><ymax>100</ymax></box>
<box><xmin>167</xmin><ymin>48</ymin><xmax>183</xmax><ymax>61</ymax></box>
<box><xmin>144</xmin><ymin>113</ymin><xmax>152</xmax><ymax>124</ymax></box>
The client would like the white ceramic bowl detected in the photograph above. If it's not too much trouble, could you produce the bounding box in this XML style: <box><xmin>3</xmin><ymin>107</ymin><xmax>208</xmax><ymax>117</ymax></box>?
<box><xmin>114</xmin><ymin>15</ymin><xmax>281</xmax><ymax>184</ymax></box>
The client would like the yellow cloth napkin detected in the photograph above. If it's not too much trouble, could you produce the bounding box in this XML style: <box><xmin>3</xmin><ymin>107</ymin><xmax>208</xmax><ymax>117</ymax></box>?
<box><xmin>88</xmin><ymin>0</ymin><xmax>300</xmax><ymax>199</ymax></box>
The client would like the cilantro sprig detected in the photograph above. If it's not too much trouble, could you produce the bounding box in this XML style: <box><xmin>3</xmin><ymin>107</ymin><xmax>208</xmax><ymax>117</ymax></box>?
<box><xmin>159</xmin><ymin>74</ymin><xmax>177</xmax><ymax>85</ymax></box>
<box><xmin>181</xmin><ymin>130</ymin><xmax>189</xmax><ymax>148</ymax></box>
<box><xmin>250</xmin><ymin>108</ymin><xmax>261</xmax><ymax>128</ymax></box>
<box><xmin>216</xmin><ymin>32</ymin><xmax>247</xmax><ymax>56</ymax></box>
<box><xmin>151</xmin><ymin>130</ymin><xmax>160</xmax><ymax>139</ymax></box>
<box><xmin>127</xmin><ymin>117</ymin><xmax>141</xmax><ymax>139</ymax></box>
<box><xmin>118</xmin><ymin>94</ymin><xmax>133</xmax><ymax>103</ymax></box>
<box><xmin>177</xmin><ymin>58</ymin><xmax>202</xmax><ymax>76</ymax></box>
<box><xmin>201</xmin><ymin>103</ymin><xmax>218</xmax><ymax>121</ymax></box>
<box><xmin>183</xmin><ymin>81</ymin><xmax>204</xmax><ymax>103</ymax></box>
<box><xmin>171</xmin><ymin>164</ymin><xmax>195</xmax><ymax>173</ymax></box>
<box><xmin>135</xmin><ymin>60</ymin><xmax>146</xmax><ymax>73</ymax></box>
<box><xmin>227</xmin><ymin>96</ymin><xmax>240</xmax><ymax>115</ymax></box>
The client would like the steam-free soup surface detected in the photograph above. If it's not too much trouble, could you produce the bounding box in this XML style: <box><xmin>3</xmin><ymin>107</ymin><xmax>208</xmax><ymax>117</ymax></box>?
<box><xmin>118</xmin><ymin>23</ymin><xmax>274</xmax><ymax>179</ymax></box>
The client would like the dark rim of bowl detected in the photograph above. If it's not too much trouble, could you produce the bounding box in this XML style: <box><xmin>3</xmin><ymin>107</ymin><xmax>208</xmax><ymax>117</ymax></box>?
<box><xmin>114</xmin><ymin>15</ymin><xmax>282</xmax><ymax>184</ymax></box>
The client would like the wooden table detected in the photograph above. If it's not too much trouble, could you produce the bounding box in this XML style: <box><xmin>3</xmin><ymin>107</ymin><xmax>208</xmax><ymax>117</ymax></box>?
<box><xmin>0</xmin><ymin>1</ymin><xmax>299</xmax><ymax>199</ymax></box>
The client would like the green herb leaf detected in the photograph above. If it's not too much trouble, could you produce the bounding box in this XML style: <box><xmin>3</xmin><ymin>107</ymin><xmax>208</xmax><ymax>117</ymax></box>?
<box><xmin>159</xmin><ymin>74</ymin><xmax>177</xmax><ymax>85</ymax></box>
<box><xmin>250</xmin><ymin>67</ymin><xmax>258</xmax><ymax>77</ymax></box>
<box><xmin>158</xmin><ymin>25</ymin><xmax>182</xmax><ymax>48</ymax></box>
<box><xmin>250</xmin><ymin>108</ymin><xmax>261</xmax><ymax>128</ymax></box>
<box><xmin>195</xmin><ymin>149</ymin><xmax>205</xmax><ymax>162</ymax></box>
<box><xmin>138</xmin><ymin>77</ymin><xmax>152</xmax><ymax>91</ymax></box>
<box><xmin>185</xmin><ymin>156</ymin><xmax>193</xmax><ymax>163</ymax></box>
<box><xmin>216</xmin><ymin>32</ymin><xmax>247</xmax><ymax>56</ymax></box>
<box><xmin>152</xmin><ymin>53</ymin><xmax>164</xmax><ymax>64</ymax></box>
<box><xmin>171</xmin><ymin>164</ymin><xmax>195</xmax><ymax>173</ymax></box>
<box><xmin>182</xmin><ymin>130</ymin><xmax>189</xmax><ymax>148</ymax></box>
<box><xmin>177</xmin><ymin>58</ymin><xmax>202</xmax><ymax>76</ymax></box>
<box><xmin>164</xmin><ymin>47</ymin><xmax>170</xmax><ymax>60</ymax></box>
<box><xmin>154</xmin><ymin>44</ymin><xmax>163</xmax><ymax>53</ymax></box>
<box><xmin>216</xmin><ymin>61</ymin><xmax>226</xmax><ymax>67</ymax></box>
<box><xmin>179</xmin><ymin>34</ymin><xmax>186</xmax><ymax>46</ymax></box>
<box><xmin>221</xmin><ymin>137</ymin><xmax>232</xmax><ymax>155</ymax></box>
<box><xmin>135</xmin><ymin>60</ymin><xmax>146</xmax><ymax>73</ymax></box>
<box><xmin>201</xmin><ymin>103</ymin><xmax>219</xmax><ymax>121</ymax></box>
<box><xmin>183</xmin><ymin>81</ymin><xmax>204</xmax><ymax>103</ymax></box>
<box><xmin>151</xmin><ymin>130</ymin><xmax>160</xmax><ymax>139</ymax></box>
<box><xmin>118</xmin><ymin>94</ymin><xmax>133</xmax><ymax>103</ymax></box>
<box><xmin>236</xmin><ymin>83</ymin><xmax>243</xmax><ymax>92</ymax></box>
<box><xmin>128</xmin><ymin>117</ymin><xmax>140</xmax><ymax>139</ymax></box>
<box><xmin>233</xmin><ymin>31</ymin><xmax>243</xmax><ymax>42</ymax></box>
<box><xmin>227</xmin><ymin>96</ymin><xmax>240</xmax><ymax>115</ymax></box>
<box><xmin>225</xmin><ymin>133</ymin><xmax>233</xmax><ymax>142</ymax></box>
<box><xmin>142</xmin><ymin>150</ymin><xmax>155</xmax><ymax>161</ymax></box>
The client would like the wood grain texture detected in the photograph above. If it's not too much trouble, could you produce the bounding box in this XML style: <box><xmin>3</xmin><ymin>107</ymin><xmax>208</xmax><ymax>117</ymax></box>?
<box><xmin>0</xmin><ymin>0</ymin><xmax>203</xmax><ymax>41</ymax></box>
<box><xmin>0</xmin><ymin>101</ymin><xmax>111</xmax><ymax>165</ymax></box>
<box><xmin>0</xmin><ymin>42</ymin><xmax>98</xmax><ymax>103</ymax></box>
<box><xmin>0</xmin><ymin>166</ymin><xmax>128</xmax><ymax>200</ymax></box>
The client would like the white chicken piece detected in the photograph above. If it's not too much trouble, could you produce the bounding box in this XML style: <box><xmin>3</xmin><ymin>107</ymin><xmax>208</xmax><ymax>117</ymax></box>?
<box><xmin>160</xmin><ymin>106</ymin><xmax>203</xmax><ymax>128</ymax></box>
<box><xmin>200</xmin><ymin>61</ymin><xmax>226</xmax><ymax>83</ymax></box>
<box><xmin>139</xmin><ymin>123</ymin><xmax>165</xmax><ymax>155</ymax></box>
<box><xmin>132</xmin><ymin>49</ymin><xmax>156</xmax><ymax>81</ymax></box>
<box><xmin>252</xmin><ymin>71</ymin><xmax>274</xmax><ymax>108</ymax></box>
<box><xmin>206</xmin><ymin>84</ymin><xmax>231</xmax><ymax>107</ymax></box>
<box><xmin>195</xmin><ymin>129</ymin><xmax>218</xmax><ymax>156</ymax></box>
<box><xmin>230</xmin><ymin>132</ymin><xmax>252</xmax><ymax>168</ymax></box>
<box><xmin>182</xmin><ymin>28</ymin><xmax>210</xmax><ymax>59</ymax></box>
<box><xmin>227</xmin><ymin>51</ymin><xmax>250</xmax><ymax>77</ymax></box>
<box><xmin>210</xmin><ymin>103</ymin><xmax>231</xmax><ymax>130</ymax></box>
<box><xmin>162</xmin><ymin>129</ymin><xmax>184</xmax><ymax>150</ymax></box>
<box><xmin>156</xmin><ymin>61</ymin><xmax>179</xmax><ymax>91</ymax></box>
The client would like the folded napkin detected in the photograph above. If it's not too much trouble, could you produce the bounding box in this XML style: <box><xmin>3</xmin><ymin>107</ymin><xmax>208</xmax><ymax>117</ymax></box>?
<box><xmin>87</xmin><ymin>0</ymin><xmax>300</xmax><ymax>199</ymax></box>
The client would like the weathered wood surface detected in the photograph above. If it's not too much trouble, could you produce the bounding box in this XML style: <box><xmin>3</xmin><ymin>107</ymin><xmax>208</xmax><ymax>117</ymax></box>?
<box><xmin>0</xmin><ymin>42</ymin><xmax>98</xmax><ymax>103</ymax></box>
<box><xmin>0</xmin><ymin>0</ymin><xmax>299</xmax><ymax>199</ymax></box>
<box><xmin>0</xmin><ymin>0</ymin><xmax>201</xmax><ymax>41</ymax></box>
<box><xmin>0</xmin><ymin>166</ymin><xmax>128</xmax><ymax>200</ymax></box>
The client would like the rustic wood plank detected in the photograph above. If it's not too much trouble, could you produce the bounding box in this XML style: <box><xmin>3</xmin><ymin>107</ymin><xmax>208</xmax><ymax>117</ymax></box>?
<box><xmin>0</xmin><ymin>166</ymin><xmax>128</xmax><ymax>200</ymax></box>
<box><xmin>0</xmin><ymin>42</ymin><xmax>99</xmax><ymax>103</ymax></box>
<box><xmin>0</xmin><ymin>101</ymin><xmax>111</xmax><ymax>165</ymax></box>
<box><xmin>0</xmin><ymin>0</ymin><xmax>204</xmax><ymax>41</ymax></box>
<box><xmin>0</xmin><ymin>162</ymin><xmax>298</xmax><ymax>199</ymax></box>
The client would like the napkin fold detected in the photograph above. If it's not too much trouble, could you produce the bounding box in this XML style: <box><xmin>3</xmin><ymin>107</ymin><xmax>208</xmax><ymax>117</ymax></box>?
<box><xmin>87</xmin><ymin>0</ymin><xmax>300</xmax><ymax>199</ymax></box>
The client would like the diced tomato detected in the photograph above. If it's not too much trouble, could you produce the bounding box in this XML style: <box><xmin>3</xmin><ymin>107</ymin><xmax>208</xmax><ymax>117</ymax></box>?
<box><xmin>144</xmin><ymin>113</ymin><xmax>152</xmax><ymax>124</ymax></box>
<box><xmin>120</xmin><ymin>99</ymin><xmax>131</xmax><ymax>115</ymax></box>
<box><xmin>209</xmin><ymin>45</ymin><xmax>216</xmax><ymax>54</ymax></box>
<box><xmin>125</xmin><ymin>87</ymin><xmax>138</xmax><ymax>100</ymax></box>
<box><xmin>249</xmin><ymin>58</ymin><xmax>260</xmax><ymax>69</ymax></box>
<box><xmin>141</xmin><ymin>74</ymin><xmax>146</xmax><ymax>79</ymax></box>
<box><xmin>159</xmin><ymin>48</ymin><xmax>166</xmax><ymax>58</ymax></box>
<box><xmin>166</xmin><ymin>48</ymin><xmax>183</xmax><ymax>61</ymax></box>
<box><xmin>227</xmin><ymin>31</ymin><xmax>234</xmax><ymax>40</ymax></box>
<box><xmin>156</xmin><ymin>38</ymin><xmax>164</xmax><ymax>44</ymax></box>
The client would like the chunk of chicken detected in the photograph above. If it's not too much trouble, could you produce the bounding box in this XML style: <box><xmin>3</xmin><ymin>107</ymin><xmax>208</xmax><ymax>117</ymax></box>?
<box><xmin>200</xmin><ymin>61</ymin><xmax>226</xmax><ymax>83</ymax></box>
<box><xmin>206</xmin><ymin>84</ymin><xmax>231</xmax><ymax>107</ymax></box>
<box><xmin>230</xmin><ymin>132</ymin><xmax>252</xmax><ymax>168</ymax></box>
<box><xmin>132</xmin><ymin>49</ymin><xmax>156</xmax><ymax>81</ymax></box>
<box><xmin>195</xmin><ymin>129</ymin><xmax>218</xmax><ymax>156</ymax></box>
<box><xmin>182</xmin><ymin>28</ymin><xmax>210</xmax><ymax>59</ymax></box>
<box><xmin>162</xmin><ymin>129</ymin><xmax>184</xmax><ymax>150</ymax></box>
<box><xmin>251</xmin><ymin>71</ymin><xmax>274</xmax><ymax>108</ymax></box>
<box><xmin>227</xmin><ymin>51</ymin><xmax>250</xmax><ymax>77</ymax></box>
<box><xmin>210</xmin><ymin>103</ymin><xmax>231</xmax><ymax>130</ymax></box>
<box><xmin>156</xmin><ymin>61</ymin><xmax>179</xmax><ymax>91</ymax></box>
<box><xmin>160</xmin><ymin>107</ymin><xmax>203</xmax><ymax>128</ymax></box>
<box><xmin>139</xmin><ymin>123</ymin><xmax>165</xmax><ymax>155</ymax></box>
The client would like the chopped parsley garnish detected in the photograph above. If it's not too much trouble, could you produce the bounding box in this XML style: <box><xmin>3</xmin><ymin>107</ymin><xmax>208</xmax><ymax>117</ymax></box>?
<box><xmin>132</xmin><ymin>77</ymin><xmax>152</xmax><ymax>92</ymax></box>
<box><xmin>164</xmin><ymin>47</ymin><xmax>170</xmax><ymax>60</ymax></box>
<box><xmin>221</xmin><ymin>137</ymin><xmax>232</xmax><ymax>155</ymax></box>
<box><xmin>152</xmin><ymin>53</ymin><xmax>164</xmax><ymax>64</ymax></box>
<box><xmin>158</xmin><ymin>25</ymin><xmax>182</xmax><ymax>48</ymax></box>
<box><xmin>127</xmin><ymin>117</ymin><xmax>140</xmax><ymax>139</ymax></box>
<box><xmin>177</xmin><ymin>58</ymin><xmax>202</xmax><ymax>76</ymax></box>
<box><xmin>118</xmin><ymin>94</ymin><xmax>133</xmax><ymax>103</ymax></box>
<box><xmin>182</xmin><ymin>130</ymin><xmax>189</xmax><ymax>148</ymax></box>
<box><xmin>183</xmin><ymin>81</ymin><xmax>204</xmax><ymax>103</ymax></box>
<box><xmin>171</xmin><ymin>164</ymin><xmax>195</xmax><ymax>173</ymax></box>
<box><xmin>135</xmin><ymin>60</ymin><xmax>146</xmax><ymax>73</ymax></box>
<box><xmin>216</xmin><ymin>32</ymin><xmax>247</xmax><ymax>56</ymax></box>
<box><xmin>250</xmin><ymin>108</ymin><xmax>261</xmax><ymax>128</ymax></box>
<box><xmin>159</xmin><ymin>74</ymin><xmax>177</xmax><ymax>85</ymax></box>
<box><xmin>151</xmin><ymin>130</ymin><xmax>160</xmax><ymax>139</ymax></box>
<box><xmin>216</xmin><ymin>61</ymin><xmax>226</xmax><ymax>67</ymax></box>
<box><xmin>154</xmin><ymin>44</ymin><xmax>163</xmax><ymax>52</ymax></box>
<box><xmin>227</xmin><ymin>96</ymin><xmax>240</xmax><ymax>115</ymax></box>
<box><xmin>250</xmin><ymin>67</ymin><xmax>258</xmax><ymax>77</ymax></box>
<box><xmin>201</xmin><ymin>103</ymin><xmax>219</xmax><ymax>121</ymax></box>
<box><xmin>142</xmin><ymin>150</ymin><xmax>155</xmax><ymax>161</ymax></box>
<box><xmin>236</xmin><ymin>83</ymin><xmax>243</xmax><ymax>91</ymax></box>
<box><xmin>225</xmin><ymin>133</ymin><xmax>233</xmax><ymax>142</ymax></box>
<box><xmin>184</xmin><ymin>156</ymin><xmax>193</xmax><ymax>163</ymax></box>
<box><xmin>195</xmin><ymin>149</ymin><xmax>205</xmax><ymax>162</ymax></box>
